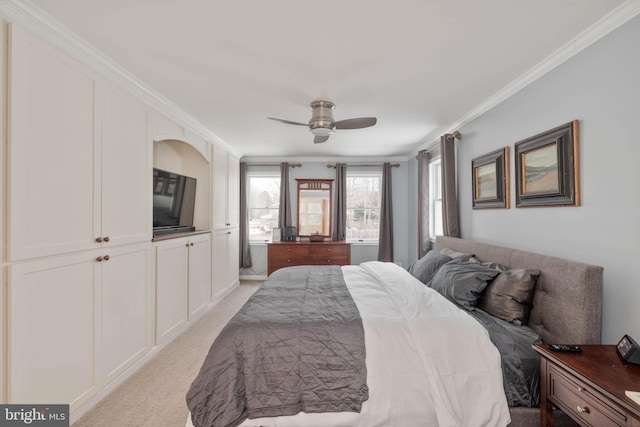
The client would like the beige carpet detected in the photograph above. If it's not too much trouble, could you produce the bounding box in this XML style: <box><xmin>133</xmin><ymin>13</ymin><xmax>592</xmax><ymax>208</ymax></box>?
<box><xmin>73</xmin><ymin>281</ymin><xmax>261</xmax><ymax>427</ymax></box>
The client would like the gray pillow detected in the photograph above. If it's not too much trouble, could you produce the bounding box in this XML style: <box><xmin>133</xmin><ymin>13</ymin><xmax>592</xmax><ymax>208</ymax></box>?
<box><xmin>478</xmin><ymin>269</ymin><xmax>540</xmax><ymax>326</ymax></box>
<box><xmin>427</xmin><ymin>260</ymin><xmax>500</xmax><ymax>310</ymax></box>
<box><xmin>407</xmin><ymin>251</ymin><xmax>453</xmax><ymax>284</ymax></box>
<box><xmin>440</xmin><ymin>247</ymin><xmax>474</xmax><ymax>261</ymax></box>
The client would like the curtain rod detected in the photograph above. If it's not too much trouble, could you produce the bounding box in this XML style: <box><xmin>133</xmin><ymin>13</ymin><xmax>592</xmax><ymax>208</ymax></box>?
<box><xmin>326</xmin><ymin>163</ymin><xmax>400</xmax><ymax>168</ymax></box>
<box><xmin>246</xmin><ymin>162</ymin><xmax>302</xmax><ymax>167</ymax></box>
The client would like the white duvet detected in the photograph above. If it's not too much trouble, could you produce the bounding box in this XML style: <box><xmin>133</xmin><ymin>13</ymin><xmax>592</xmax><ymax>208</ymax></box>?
<box><xmin>188</xmin><ymin>261</ymin><xmax>510</xmax><ymax>427</ymax></box>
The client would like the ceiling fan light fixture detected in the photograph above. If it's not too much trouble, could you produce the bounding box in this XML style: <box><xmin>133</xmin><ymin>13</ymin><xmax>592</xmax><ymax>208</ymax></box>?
<box><xmin>309</xmin><ymin>126</ymin><xmax>334</xmax><ymax>136</ymax></box>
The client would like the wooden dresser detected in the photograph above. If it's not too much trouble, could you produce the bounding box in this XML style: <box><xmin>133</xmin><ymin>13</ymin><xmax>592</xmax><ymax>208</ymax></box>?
<box><xmin>534</xmin><ymin>344</ymin><xmax>640</xmax><ymax>427</ymax></box>
<box><xmin>267</xmin><ymin>241</ymin><xmax>351</xmax><ymax>275</ymax></box>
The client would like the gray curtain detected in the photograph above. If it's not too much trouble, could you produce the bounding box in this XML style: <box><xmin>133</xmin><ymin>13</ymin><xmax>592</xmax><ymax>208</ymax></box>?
<box><xmin>441</xmin><ymin>134</ymin><xmax>460</xmax><ymax>238</ymax></box>
<box><xmin>239</xmin><ymin>162</ymin><xmax>252</xmax><ymax>268</ymax></box>
<box><xmin>278</xmin><ymin>162</ymin><xmax>292</xmax><ymax>230</ymax></box>
<box><xmin>378</xmin><ymin>163</ymin><xmax>394</xmax><ymax>262</ymax></box>
<box><xmin>417</xmin><ymin>150</ymin><xmax>431</xmax><ymax>258</ymax></box>
<box><xmin>332</xmin><ymin>163</ymin><xmax>347</xmax><ymax>241</ymax></box>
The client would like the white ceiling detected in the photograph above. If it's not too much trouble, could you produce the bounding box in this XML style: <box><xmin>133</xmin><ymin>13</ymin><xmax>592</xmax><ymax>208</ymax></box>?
<box><xmin>22</xmin><ymin>0</ymin><xmax>632</xmax><ymax>158</ymax></box>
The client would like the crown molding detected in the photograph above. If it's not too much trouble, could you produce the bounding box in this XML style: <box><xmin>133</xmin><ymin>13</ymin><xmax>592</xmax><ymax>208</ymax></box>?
<box><xmin>0</xmin><ymin>0</ymin><xmax>241</xmax><ymax>156</ymax></box>
<box><xmin>415</xmin><ymin>0</ymin><xmax>640</xmax><ymax>154</ymax></box>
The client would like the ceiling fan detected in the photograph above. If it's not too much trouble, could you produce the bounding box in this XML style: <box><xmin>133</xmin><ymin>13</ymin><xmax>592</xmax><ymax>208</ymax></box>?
<box><xmin>268</xmin><ymin>100</ymin><xmax>377</xmax><ymax>144</ymax></box>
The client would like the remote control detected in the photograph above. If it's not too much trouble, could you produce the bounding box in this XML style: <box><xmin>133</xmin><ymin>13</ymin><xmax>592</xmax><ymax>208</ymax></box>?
<box><xmin>548</xmin><ymin>344</ymin><xmax>582</xmax><ymax>352</ymax></box>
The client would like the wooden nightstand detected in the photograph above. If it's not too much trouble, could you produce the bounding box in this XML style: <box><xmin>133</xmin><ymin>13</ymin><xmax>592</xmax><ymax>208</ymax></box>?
<box><xmin>533</xmin><ymin>344</ymin><xmax>640</xmax><ymax>427</ymax></box>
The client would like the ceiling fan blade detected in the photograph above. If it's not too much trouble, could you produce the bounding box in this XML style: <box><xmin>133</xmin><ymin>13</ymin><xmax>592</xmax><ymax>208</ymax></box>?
<box><xmin>314</xmin><ymin>135</ymin><xmax>330</xmax><ymax>144</ymax></box>
<box><xmin>334</xmin><ymin>117</ymin><xmax>377</xmax><ymax>130</ymax></box>
<box><xmin>267</xmin><ymin>117</ymin><xmax>308</xmax><ymax>126</ymax></box>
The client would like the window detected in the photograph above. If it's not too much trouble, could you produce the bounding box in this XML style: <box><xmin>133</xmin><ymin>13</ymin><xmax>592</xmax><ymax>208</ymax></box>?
<box><xmin>346</xmin><ymin>172</ymin><xmax>382</xmax><ymax>243</ymax></box>
<box><xmin>429</xmin><ymin>157</ymin><xmax>443</xmax><ymax>239</ymax></box>
<box><xmin>247</xmin><ymin>173</ymin><xmax>280</xmax><ymax>242</ymax></box>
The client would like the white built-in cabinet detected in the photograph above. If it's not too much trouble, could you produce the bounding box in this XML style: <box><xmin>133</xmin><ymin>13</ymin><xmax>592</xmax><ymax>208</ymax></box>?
<box><xmin>155</xmin><ymin>233</ymin><xmax>212</xmax><ymax>344</ymax></box>
<box><xmin>212</xmin><ymin>228</ymin><xmax>240</xmax><ymax>300</ymax></box>
<box><xmin>212</xmin><ymin>144</ymin><xmax>239</xmax><ymax>299</ymax></box>
<box><xmin>2</xmin><ymin>21</ymin><xmax>241</xmax><ymax>421</ymax></box>
<box><xmin>212</xmin><ymin>145</ymin><xmax>239</xmax><ymax>230</ymax></box>
<box><xmin>7</xmin><ymin>24</ymin><xmax>150</xmax><ymax>261</ymax></box>
<box><xmin>8</xmin><ymin>243</ymin><xmax>152</xmax><ymax>411</ymax></box>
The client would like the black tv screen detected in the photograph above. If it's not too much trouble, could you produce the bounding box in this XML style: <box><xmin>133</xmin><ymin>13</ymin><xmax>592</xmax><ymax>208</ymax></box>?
<box><xmin>153</xmin><ymin>168</ymin><xmax>197</xmax><ymax>235</ymax></box>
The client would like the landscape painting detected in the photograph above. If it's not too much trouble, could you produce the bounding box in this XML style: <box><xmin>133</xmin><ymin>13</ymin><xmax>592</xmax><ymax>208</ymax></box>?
<box><xmin>521</xmin><ymin>142</ymin><xmax>559</xmax><ymax>194</ymax></box>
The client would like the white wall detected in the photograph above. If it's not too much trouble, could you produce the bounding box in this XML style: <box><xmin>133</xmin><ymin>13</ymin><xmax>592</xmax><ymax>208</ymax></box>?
<box><xmin>455</xmin><ymin>15</ymin><xmax>640</xmax><ymax>344</ymax></box>
<box><xmin>240</xmin><ymin>159</ymin><xmax>410</xmax><ymax>277</ymax></box>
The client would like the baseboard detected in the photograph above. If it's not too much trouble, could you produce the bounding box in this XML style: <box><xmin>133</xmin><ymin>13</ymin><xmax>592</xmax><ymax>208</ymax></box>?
<box><xmin>239</xmin><ymin>274</ymin><xmax>267</xmax><ymax>281</ymax></box>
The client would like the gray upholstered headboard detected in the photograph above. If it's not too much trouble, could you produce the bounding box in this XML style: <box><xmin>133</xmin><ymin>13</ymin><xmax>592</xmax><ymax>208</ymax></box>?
<box><xmin>434</xmin><ymin>236</ymin><xmax>603</xmax><ymax>345</ymax></box>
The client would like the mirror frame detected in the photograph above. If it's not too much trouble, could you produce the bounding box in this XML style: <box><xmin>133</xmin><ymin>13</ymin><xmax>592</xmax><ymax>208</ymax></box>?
<box><xmin>296</xmin><ymin>179</ymin><xmax>333</xmax><ymax>237</ymax></box>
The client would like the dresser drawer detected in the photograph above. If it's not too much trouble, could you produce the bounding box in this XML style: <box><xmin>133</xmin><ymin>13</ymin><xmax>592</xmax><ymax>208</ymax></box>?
<box><xmin>549</xmin><ymin>365</ymin><xmax>626</xmax><ymax>427</ymax></box>
<box><xmin>308</xmin><ymin>244</ymin><xmax>350</xmax><ymax>256</ymax></box>
<box><xmin>308</xmin><ymin>254</ymin><xmax>350</xmax><ymax>265</ymax></box>
<box><xmin>269</xmin><ymin>244</ymin><xmax>309</xmax><ymax>258</ymax></box>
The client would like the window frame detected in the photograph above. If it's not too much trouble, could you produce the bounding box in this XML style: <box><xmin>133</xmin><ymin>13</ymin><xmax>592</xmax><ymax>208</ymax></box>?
<box><xmin>246</xmin><ymin>171</ymin><xmax>281</xmax><ymax>243</ymax></box>
<box><xmin>345</xmin><ymin>171</ymin><xmax>383</xmax><ymax>244</ymax></box>
<box><xmin>428</xmin><ymin>156</ymin><xmax>443</xmax><ymax>241</ymax></box>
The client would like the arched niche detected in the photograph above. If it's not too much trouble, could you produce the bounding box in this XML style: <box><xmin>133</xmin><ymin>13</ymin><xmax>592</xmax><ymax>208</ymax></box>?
<box><xmin>153</xmin><ymin>138</ymin><xmax>211</xmax><ymax>232</ymax></box>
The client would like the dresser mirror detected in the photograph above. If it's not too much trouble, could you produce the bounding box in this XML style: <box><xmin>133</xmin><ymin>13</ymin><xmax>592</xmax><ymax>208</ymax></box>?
<box><xmin>296</xmin><ymin>179</ymin><xmax>332</xmax><ymax>237</ymax></box>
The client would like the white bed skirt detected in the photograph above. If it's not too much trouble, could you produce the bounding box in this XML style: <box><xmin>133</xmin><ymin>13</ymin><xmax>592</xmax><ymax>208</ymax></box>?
<box><xmin>187</xmin><ymin>262</ymin><xmax>511</xmax><ymax>427</ymax></box>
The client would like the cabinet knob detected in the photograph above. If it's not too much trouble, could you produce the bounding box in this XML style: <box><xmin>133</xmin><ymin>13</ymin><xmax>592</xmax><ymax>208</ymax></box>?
<box><xmin>227</xmin><ymin>231</ymin><xmax>231</xmax><ymax>235</ymax></box>
<box><xmin>190</xmin><ymin>243</ymin><xmax>194</xmax><ymax>246</ymax></box>
<box><xmin>96</xmin><ymin>256</ymin><xmax>103</xmax><ymax>262</ymax></box>
<box><xmin>576</xmin><ymin>406</ymin><xmax>590</xmax><ymax>414</ymax></box>
<box><xmin>96</xmin><ymin>237</ymin><xmax>103</xmax><ymax>243</ymax></box>
<box><xmin>226</xmin><ymin>223</ymin><xmax>231</xmax><ymax>226</ymax></box>
<box><xmin>104</xmin><ymin>255</ymin><xmax>110</xmax><ymax>261</ymax></box>
<box><xmin>104</xmin><ymin>236</ymin><xmax>110</xmax><ymax>242</ymax></box>
<box><xmin>577</xmin><ymin>386</ymin><xmax>585</xmax><ymax>393</ymax></box>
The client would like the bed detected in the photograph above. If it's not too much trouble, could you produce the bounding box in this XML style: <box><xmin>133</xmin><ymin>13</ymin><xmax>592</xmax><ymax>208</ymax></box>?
<box><xmin>186</xmin><ymin>236</ymin><xmax>603</xmax><ymax>427</ymax></box>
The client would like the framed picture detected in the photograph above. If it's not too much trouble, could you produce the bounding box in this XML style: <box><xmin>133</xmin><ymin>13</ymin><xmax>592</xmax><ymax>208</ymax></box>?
<box><xmin>514</xmin><ymin>120</ymin><xmax>580</xmax><ymax>207</ymax></box>
<box><xmin>472</xmin><ymin>147</ymin><xmax>509</xmax><ymax>209</ymax></box>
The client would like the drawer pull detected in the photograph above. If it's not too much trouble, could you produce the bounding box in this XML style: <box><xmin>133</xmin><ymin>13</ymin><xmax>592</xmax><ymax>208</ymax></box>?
<box><xmin>576</xmin><ymin>406</ymin><xmax>590</xmax><ymax>414</ymax></box>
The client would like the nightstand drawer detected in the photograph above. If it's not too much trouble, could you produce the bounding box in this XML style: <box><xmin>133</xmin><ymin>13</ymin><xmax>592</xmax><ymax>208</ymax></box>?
<box><xmin>549</xmin><ymin>365</ymin><xmax>626</xmax><ymax>426</ymax></box>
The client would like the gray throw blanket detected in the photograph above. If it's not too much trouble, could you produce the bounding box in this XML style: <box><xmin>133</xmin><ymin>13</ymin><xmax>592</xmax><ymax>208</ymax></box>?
<box><xmin>186</xmin><ymin>266</ymin><xmax>369</xmax><ymax>427</ymax></box>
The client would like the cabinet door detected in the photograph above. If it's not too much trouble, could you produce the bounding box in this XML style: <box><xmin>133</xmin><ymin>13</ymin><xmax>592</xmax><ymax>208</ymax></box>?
<box><xmin>212</xmin><ymin>145</ymin><xmax>229</xmax><ymax>230</ymax></box>
<box><xmin>98</xmin><ymin>244</ymin><xmax>152</xmax><ymax>384</ymax></box>
<box><xmin>227</xmin><ymin>228</ymin><xmax>240</xmax><ymax>287</ymax></box>
<box><xmin>9</xmin><ymin>253</ymin><xmax>98</xmax><ymax>410</ymax></box>
<box><xmin>212</xmin><ymin>230</ymin><xmax>230</xmax><ymax>300</ymax></box>
<box><xmin>8</xmin><ymin>24</ymin><xmax>97</xmax><ymax>260</ymax></box>
<box><xmin>212</xmin><ymin>229</ymin><xmax>239</xmax><ymax>300</ymax></box>
<box><xmin>99</xmin><ymin>83</ymin><xmax>151</xmax><ymax>246</ymax></box>
<box><xmin>155</xmin><ymin>239</ymin><xmax>188</xmax><ymax>343</ymax></box>
<box><xmin>188</xmin><ymin>234</ymin><xmax>212</xmax><ymax>318</ymax></box>
<box><xmin>227</xmin><ymin>154</ymin><xmax>240</xmax><ymax>228</ymax></box>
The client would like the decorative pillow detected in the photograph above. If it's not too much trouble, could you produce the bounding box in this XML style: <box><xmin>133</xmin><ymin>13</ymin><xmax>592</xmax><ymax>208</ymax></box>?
<box><xmin>478</xmin><ymin>269</ymin><xmax>540</xmax><ymax>326</ymax></box>
<box><xmin>439</xmin><ymin>247</ymin><xmax>474</xmax><ymax>261</ymax></box>
<box><xmin>407</xmin><ymin>251</ymin><xmax>453</xmax><ymax>284</ymax></box>
<box><xmin>427</xmin><ymin>260</ymin><xmax>500</xmax><ymax>310</ymax></box>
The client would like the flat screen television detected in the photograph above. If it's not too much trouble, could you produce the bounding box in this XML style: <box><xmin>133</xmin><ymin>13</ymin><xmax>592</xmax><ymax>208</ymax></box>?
<box><xmin>153</xmin><ymin>168</ymin><xmax>197</xmax><ymax>236</ymax></box>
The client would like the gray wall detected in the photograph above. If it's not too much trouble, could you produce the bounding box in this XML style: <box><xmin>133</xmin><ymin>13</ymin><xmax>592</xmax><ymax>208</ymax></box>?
<box><xmin>455</xmin><ymin>15</ymin><xmax>640</xmax><ymax>344</ymax></box>
<box><xmin>240</xmin><ymin>159</ymin><xmax>410</xmax><ymax>277</ymax></box>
